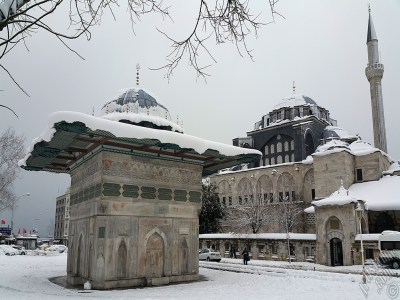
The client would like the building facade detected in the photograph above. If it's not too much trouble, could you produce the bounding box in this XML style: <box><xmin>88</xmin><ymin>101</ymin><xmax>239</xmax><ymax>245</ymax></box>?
<box><xmin>208</xmin><ymin>11</ymin><xmax>399</xmax><ymax>267</ymax></box>
<box><xmin>54</xmin><ymin>188</ymin><xmax>70</xmax><ymax>246</ymax></box>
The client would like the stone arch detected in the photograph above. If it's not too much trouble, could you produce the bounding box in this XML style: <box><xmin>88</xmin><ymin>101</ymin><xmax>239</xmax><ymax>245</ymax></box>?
<box><xmin>237</xmin><ymin>177</ymin><xmax>253</xmax><ymax>205</ymax></box>
<box><xmin>143</xmin><ymin>227</ymin><xmax>168</xmax><ymax>278</ymax></box>
<box><xmin>262</xmin><ymin>134</ymin><xmax>295</xmax><ymax>165</ymax></box>
<box><xmin>276</xmin><ymin>172</ymin><xmax>295</xmax><ymax>202</ymax></box>
<box><xmin>145</xmin><ymin>232</ymin><xmax>164</xmax><ymax>278</ymax></box>
<box><xmin>218</xmin><ymin>180</ymin><xmax>231</xmax><ymax>205</ymax></box>
<box><xmin>304</xmin><ymin>129</ymin><xmax>315</xmax><ymax>157</ymax></box>
<box><xmin>325</xmin><ymin>216</ymin><xmax>345</xmax><ymax>267</ymax></box>
<box><xmin>117</xmin><ymin>239</ymin><xmax>128</xmax><ymax>278</ymax></box>
<box><xmin>302</xmin><ymin>169</ymin><xmax>315</xmax><ymax>203</ymax></box>
<box><xmin>180</xmin><ymin>238</ymin><xmax>189</xmax><ymax>274</ymax></box>
<box><xmin>256</xmin><ymin>175</ymin><xmax>273</xmax><ymax>203</ymax></box>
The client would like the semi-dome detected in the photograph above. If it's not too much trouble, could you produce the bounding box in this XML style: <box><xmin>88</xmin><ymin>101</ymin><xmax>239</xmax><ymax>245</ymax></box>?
<box><xmin>272</xmin><ymin>94</ymin><xmax>317</xmax><ymax>111</ymax></box>
<box><xmin>100</xmin><ymin>87</ymin><xmax>183</xmax><ymax>133</ymax></box>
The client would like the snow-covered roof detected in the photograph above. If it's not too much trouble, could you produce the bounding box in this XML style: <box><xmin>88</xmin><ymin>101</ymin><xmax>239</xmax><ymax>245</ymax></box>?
<box><xmin>355</xmin><ymin>234</ymin><xmax>380</xmax><ymax>241</ymax></box>
<box><xmin>19</xmin><ymin>111</ymin><xmax>261</xmax><ymax>176</ymax></box>
<box><xmin>349</xmin><ymin>175</ymin><xmax>400</xmax><ymax>211</ymax></box>
<box><xmin>323</xmin><ymin>126</ymin><xmax>358</xmax><ymax>141</ymax></box>
<box><xmin>312</xmin><ymin>185</ymin><xmax>360</xmax><ymax>208</ymax></box>
<box><xmin>199</xmin><ymin>233</ymin><xmax>316</xmax><ymax>241</ymax></box>
<box><xmin>272</xmin><ymin>94</ymin><xmax>317</xmax><ymax>111</ymax></box>
<box><xmin>313</xmin><ymin>138</ymin><xmax>390</xmax><ymax>159</ymax></box>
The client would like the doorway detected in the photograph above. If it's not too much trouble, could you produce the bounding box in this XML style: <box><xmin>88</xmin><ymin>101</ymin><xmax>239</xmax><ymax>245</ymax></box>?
<box><xmin>330</xmin><ymin>238</ymin><xmax>343</xmax><ymax>266</ymax></box>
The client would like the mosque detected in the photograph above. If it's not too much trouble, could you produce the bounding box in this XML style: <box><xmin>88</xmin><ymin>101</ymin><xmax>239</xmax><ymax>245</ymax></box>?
<box><xmin>203</xmin><ymin>10</ymin><xmax>400</xmax><ymax>267</ymax></box>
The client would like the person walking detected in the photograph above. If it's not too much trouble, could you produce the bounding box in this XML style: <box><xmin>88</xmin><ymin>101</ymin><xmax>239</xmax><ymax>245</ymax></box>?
<box><xmin>242</xmin><ymin>248</ymin><xmax>249</xmax><ymax>265</ymax></box>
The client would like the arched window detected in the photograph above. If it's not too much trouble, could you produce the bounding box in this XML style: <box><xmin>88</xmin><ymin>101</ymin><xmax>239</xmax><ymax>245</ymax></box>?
<box><xmin>305</xmin><ymin>132</ymin><xmax>315</xmax><ymax>157</ymax></box>
<box><xmin>277</xmin><ymin>142</ymin><xmax>282</xmax><ymax>153</ymax></box>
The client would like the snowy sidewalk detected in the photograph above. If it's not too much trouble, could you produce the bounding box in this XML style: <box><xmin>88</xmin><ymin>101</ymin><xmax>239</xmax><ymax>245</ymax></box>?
<box><xmin>200</xmin><ymin>257</ymin><xmax>400</xmax><ymax>277</ymax></box>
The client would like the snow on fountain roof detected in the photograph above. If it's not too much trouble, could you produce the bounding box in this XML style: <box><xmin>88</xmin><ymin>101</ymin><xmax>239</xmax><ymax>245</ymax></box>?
<box><xmin>19</xmin><ymin>111</ymin><xmax>261</xmax><ymax>176</ymax></box>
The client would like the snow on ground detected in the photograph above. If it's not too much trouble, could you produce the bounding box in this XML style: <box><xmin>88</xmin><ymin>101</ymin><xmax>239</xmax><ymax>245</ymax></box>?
<box><xmin>0</xmin><ymin>252</ymin><xmax>399</xmax><ymax>299</ymax></box>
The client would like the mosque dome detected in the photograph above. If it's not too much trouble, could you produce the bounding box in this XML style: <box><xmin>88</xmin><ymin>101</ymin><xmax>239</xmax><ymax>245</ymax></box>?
<box><xmin>272</xmin><ymin>94</ymin><xmax>317</xmax><ymax>111</ymax></box>
<box><xmin>100</xmin><ymin>87</ymin><xmax>183</xmax><ymax>133</ymax></box>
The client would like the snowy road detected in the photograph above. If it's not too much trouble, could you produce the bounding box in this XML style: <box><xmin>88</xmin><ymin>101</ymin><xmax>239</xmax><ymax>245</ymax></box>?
<box><xmin>0</xmin><ymin>253</ymin><xmax>399</xmax><ymax>299</ymax></box>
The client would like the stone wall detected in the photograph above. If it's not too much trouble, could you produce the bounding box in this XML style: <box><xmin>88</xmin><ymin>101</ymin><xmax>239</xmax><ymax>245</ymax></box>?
<box><xmin>67</xmin><ymin>150</ymin><xmax>203</xmax><ymax>289</ymax></box>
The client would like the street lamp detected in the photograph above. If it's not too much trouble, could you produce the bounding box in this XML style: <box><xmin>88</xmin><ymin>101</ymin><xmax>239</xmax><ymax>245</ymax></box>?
<box><xmin>272</xmin><ymin>169</ymin><xmax>292</xmax><ymax>264</ymax></box>
<box><xmin>10</xmin><ymin>193</ymin><xmax>30</xmax><ymax>234</ymax></box>
<box><xmin>356</xmin><ymin>200</ymin><xmax>366</xmax><ymax>284</ymax></box>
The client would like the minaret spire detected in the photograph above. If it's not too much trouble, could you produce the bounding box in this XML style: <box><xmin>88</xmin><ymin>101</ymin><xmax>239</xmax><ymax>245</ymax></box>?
<box><xmin>365</xmin><ymin>6</ymin><xmax>388</xmax><ymax>153</ymax></box>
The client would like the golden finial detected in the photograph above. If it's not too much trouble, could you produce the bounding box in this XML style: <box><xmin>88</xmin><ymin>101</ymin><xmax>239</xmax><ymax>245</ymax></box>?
<box><xmin>92</xmin><ymin>106</ymin><xmax>94</xmax><ymax>116</ymax></box>
<box><xmin>136</xmin><ymin>63</ymin><xmax>140</xmax><ymax>86</ymax></box>
<box><xmin>292</xmin><ymin>81</ymin><xmax>296</xmax><ymax>94</ymax></box>
<box><xmin>368</xmin><ymin>3</ymin><xmax>371</xmax><ymax>13</ymax></box>
<box><xmin>177</xmin><ymin>115</ymin><xmax>179</xmax><ymax>124</ymax></box>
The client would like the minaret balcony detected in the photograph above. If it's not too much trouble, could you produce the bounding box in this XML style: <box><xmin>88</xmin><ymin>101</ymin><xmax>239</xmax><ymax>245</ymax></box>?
<box><xmin>365</xmin><ymin>63</ymin><xmax>384</xmax><ymax>80</ymax></box>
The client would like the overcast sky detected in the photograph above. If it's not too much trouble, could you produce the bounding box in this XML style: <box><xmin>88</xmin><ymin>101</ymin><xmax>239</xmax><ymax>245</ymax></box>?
<box><xmin>0</xmin><ymin>0</ymin><xmax>399</xmax><ymax>237</ymax></box>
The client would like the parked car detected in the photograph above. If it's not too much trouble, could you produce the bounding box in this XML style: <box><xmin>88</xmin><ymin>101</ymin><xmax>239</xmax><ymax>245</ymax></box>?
<box><xmin>11</xmin><ymin>245</ymin><xmax>27</xmax><ymax>255</ymax></box>
<box><xmin>199</xmin><ymin>248</ymin><xmax>221</xmax><ymax>262</ymax></box>
<box><xmin>0</xmin><ymin>245</ymin><xmax>18</xmax><ymax>256</ymax></box>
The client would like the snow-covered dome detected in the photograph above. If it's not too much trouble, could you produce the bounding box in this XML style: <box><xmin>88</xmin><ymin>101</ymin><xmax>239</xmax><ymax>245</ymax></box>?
<box><xmin>272</xmin><ymin>94</ymin><xmax>317</xmax><ymax>111</ymax></box>
<box><xmin>100</xmin><ymin>87</ymin><xmax>183</xmax><ymax>133</ymax></box>
<box><xmin>323</xmin><ymin>126</ymin><xmax>358</xmax><ymax>142</ymax></box>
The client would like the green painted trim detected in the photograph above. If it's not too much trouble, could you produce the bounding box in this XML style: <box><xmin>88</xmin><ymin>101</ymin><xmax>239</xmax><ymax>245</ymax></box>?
<box><xmin>158</xmin><ymin>188</ymin><xmax>172</xmax><ymax>201</ymax></box>
<box><xmin>102</xmin><ymin>183</ymin><xmax>121</xmax><ymax>197</ymax></box>
<box><xmin>174</xmin><ymin>190</ymin><xmax>187</xmax><ymax>202</ymax></box>
<box><xmin>189</xmin><ymin>191</ymin><xmax>202</xmax><ymax>203</ymax></box>
<box><xmin>122</xmin><ymin>184</ymin><xmax>139</xmax><ymax>198</ymax></box>
<box><xmin>141</xmin><ymin>186</ymin><xmax>156</xmax><ymax>200</ymax></box>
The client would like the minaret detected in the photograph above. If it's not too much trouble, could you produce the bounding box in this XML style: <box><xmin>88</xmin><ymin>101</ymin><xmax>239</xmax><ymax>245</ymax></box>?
<box><xmin>365</xmin><ymin>6</ymin><xmax>387</xmax><ymax>153</ymax></box>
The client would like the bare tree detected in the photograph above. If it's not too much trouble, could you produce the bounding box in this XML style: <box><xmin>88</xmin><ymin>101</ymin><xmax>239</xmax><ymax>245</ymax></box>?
<box><xmin>226</xmin><ymin>178</ymin><xmax>273</xmax><ymax>234</ymax></box>
<box><xmin>0</xmin><ymin>1</ymin><xmax>282</xmax><ymax>92</ymax></box>
<box><xmin>274</xmin><ymin>195</ymin><xmax>304</xmax><ymax>263</ymax></box>
<box><xmin>0</xmin><ymin>127</ymin><xmax>25</xmax><ymax>213</ymax></box>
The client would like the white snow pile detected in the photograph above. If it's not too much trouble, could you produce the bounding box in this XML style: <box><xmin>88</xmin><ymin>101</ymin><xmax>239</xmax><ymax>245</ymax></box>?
<box><xmin>200</xmin><ymin>232</ymin><xmax>316</xmax><ymax>241</ymax></box>
<box><xmin>312</xmin><ymin>185</ymin><xmax>359</xmax><ymax>207</ymax></box>
<box><xmin>18</xmin><ymin>111</ymin><xmax>261</xmax><ymax>167</ymax></box>
<box><xmin>383</xmin><ymin>161</ymin><xmax>400</xmax><ymax>175</ymax></box>
<box><xmin>349</xmin><ymin>175</ymin><xmax>400</xmax><ymax>211</ymax></box>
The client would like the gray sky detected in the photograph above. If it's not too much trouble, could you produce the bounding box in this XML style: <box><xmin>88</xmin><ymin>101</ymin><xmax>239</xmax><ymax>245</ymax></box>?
<box><xmin>0</xmin><ymin>0</ymin><xmax>399</xmax><ymax>236</ymax></box>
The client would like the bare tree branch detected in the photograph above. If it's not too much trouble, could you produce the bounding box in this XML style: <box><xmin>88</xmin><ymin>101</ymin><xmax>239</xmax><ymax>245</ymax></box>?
<box><xmin>0</xmin><ymin>1</ymin><xmax>283</xmax><ymax>91</ymax></box>
<box><xmin>0</xmin><ymin>127</ymin><xmax>26</xmax><ymax>213</ymax></box>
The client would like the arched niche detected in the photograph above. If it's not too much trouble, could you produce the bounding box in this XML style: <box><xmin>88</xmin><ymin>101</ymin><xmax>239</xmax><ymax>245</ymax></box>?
<box><xmin>302</xmin><ymin>169</ymin><xmax>315</xmax><ymax>203</ymax></box>
<box><xmin>117</xmin><ymin>239</ymin><xmax>127</xmax><ymax>278</ymax></box>
<box><xmin>180</xmin><ymin>238</ymin><xmax>189</xmax><ymax>274</ymax></box>
<box><xmin>276</xmin><ymin>172</ymin><xmax>295</xmax><ymax>202</ymax></box>
<box><xmin>256</xmin><ymin>175</ymin><xmax>273</xmax><ymax>203</ymax></box>
<box><xmin>144</xmin><ymin>228</ymin><xmax>168</xmax><ymax>278</ymax></box>
<box><xmin>237</xmin><ymin>177</ymin><xmax>253</xmax><ymax>205</ymax></box>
